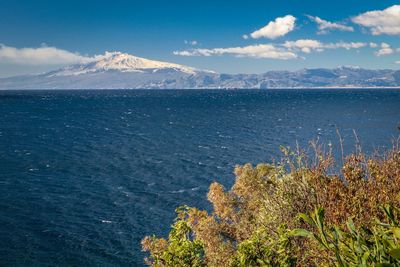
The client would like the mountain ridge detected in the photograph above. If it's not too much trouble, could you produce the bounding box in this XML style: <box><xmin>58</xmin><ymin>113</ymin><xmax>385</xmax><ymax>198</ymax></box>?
<box><xmin>1</xmin><ymin>52</ymin><xmax>400</xmax><ymax>89</ymax></box>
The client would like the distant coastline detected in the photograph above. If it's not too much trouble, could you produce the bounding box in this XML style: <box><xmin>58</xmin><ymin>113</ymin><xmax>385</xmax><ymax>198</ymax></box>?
<box><xmin>1</xmin><ymin>87</ymin><xmax>400</xmax><ymax>90</ymax></box>
<box><xmin>0</xmin><ymin>52</ymin><xmax>399</xmax><ymax>90</ymax></box>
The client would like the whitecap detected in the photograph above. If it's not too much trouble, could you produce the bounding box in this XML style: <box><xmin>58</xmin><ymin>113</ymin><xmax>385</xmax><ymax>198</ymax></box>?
<box><xmin>171</xmin><ymin>189</ymin><xmax>185</xmax><ymax>194</ymax></box>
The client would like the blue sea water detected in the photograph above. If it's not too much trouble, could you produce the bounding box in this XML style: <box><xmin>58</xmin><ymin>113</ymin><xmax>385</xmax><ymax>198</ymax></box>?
<box><xmin>0</xmin><ymin>89</ymin><xmax>399</xmax><ymax>266</ymax></box>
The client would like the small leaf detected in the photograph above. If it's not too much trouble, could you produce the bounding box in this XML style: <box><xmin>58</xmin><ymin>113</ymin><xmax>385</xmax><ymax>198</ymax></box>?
<box><xmin>298</xmin><ymin>213</ymin><xmax>313</xmax><ymax>225</ymax></box>
<box><xmin>388</xmin><ymin>248</ymin><xmax>400</xmax><ymax>259</ymax></box>
<box><xmin>347</xmin><ymin>218</ymin><xmax>356</xmax><ymax>233</ymax></box>
<box><xmin>361</xmin><ymin>250</ymin><xmax>370</xmax><ymax>262</ymax></box>
<box><xmin>290</xmin><ymin>229</ymin><xmax>313</xmax><ymax>237</ymax></box>
<box><xmin>393</xmin><ymin>228</ymin><xmax>400</xmax><ymax>239</ymax></box>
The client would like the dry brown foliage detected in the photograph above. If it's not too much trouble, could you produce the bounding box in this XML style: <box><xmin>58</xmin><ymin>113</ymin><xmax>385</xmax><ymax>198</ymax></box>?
<box><xmin>142</xmin><ymin>141</ymin><xmax>400</xmax><ymax>266</ymax></box>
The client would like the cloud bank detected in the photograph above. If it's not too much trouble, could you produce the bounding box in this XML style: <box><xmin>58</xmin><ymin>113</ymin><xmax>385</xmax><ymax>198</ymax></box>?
<box><xmin>174</xmin><ymin>44</ymin><xmax>298</xmax><ymax>60</ymax></box>
<box><xmin>174</xmin><ymin>40</ymin><xmax>371</xmax><ymax>60</ymax></box>
<box><xmin>284</xmin><ymin>40</ymin><xmax>368</xmax><ymax>54</ymax></box>
<box><xmin>352</xmin><ymin>5</ymin><xmax>400</xmax><ymax>35</ymax></box>
<box><xmin>174</xmin><ymin>5</ymin><xmax>399</xmax><ymax>63</ymax></box>
<box><xmin>0</xmin><ymin>44</ymin><xmax>91</xmax><ymax>65</ymax></box>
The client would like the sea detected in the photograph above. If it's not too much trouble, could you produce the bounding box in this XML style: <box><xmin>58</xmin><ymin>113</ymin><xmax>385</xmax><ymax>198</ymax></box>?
<box><xmin>0</xmin><ymin>89</ymin><xmax>399</xmax><ymax>266</ymax></box>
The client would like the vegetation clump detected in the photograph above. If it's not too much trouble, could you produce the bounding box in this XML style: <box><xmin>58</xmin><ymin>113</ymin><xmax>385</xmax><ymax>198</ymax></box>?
<box><xmin>142</xmin><ymin>142</ymin><xmax>400</xmax><ymax>266</ymax></box>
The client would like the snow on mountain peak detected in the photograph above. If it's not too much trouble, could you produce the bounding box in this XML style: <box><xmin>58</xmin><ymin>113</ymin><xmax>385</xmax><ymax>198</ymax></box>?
<box><xmin>93</xmin><ymin>52</ymin><xmax>196</xmax><ymax>72</ymax></box>
<box><xmin>51</xmin><ymin>51</ymin><xmax>198</xmax><ymax>76</ymax></box>
<box><xmin>337</xmin><ymin>65</ymin><xmax>362</xmax><ymax>70</ymax></box>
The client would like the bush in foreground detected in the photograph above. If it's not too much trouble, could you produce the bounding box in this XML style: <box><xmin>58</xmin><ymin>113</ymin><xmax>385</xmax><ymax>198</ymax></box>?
<box><xmin>142</xmin><ymin>143</ymin><xmax>400</xmax><ymax>266</ymax></box>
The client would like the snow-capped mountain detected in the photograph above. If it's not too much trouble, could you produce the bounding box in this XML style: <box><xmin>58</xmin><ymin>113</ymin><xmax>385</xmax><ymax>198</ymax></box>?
<box><xmin>0</xmin><ymin>52</ymin><xmax>399</xmax><ymax>89</ymax></box>
<box><xmin>0</xmin><ymin>52</ymin><xmax>210</xmax><ymax>89</ymax></box>
<box><xmin>49</xmin><ymin>52</ymin><xmax>198</xmax><ymax>76</ymax></box>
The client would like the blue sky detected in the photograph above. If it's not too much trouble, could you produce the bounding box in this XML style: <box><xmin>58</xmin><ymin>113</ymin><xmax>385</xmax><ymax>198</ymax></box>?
<box><xmin>0</xmin><ymin>0</ymin><xmax>399</xmax><ymax>77</ymax></box>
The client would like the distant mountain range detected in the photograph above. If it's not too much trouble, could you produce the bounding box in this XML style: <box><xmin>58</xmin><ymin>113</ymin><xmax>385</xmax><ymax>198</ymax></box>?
<box><xmin>1</xmin><ymin>52</ymin><xmax>400</xmax><ymax>89</ymax></box>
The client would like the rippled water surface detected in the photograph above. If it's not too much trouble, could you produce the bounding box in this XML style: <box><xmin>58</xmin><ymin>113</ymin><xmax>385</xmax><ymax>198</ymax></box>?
<box><xmin>0</xmin><ymin>89</ymin><xmax>399</xmax><ymax>266</ymax></box>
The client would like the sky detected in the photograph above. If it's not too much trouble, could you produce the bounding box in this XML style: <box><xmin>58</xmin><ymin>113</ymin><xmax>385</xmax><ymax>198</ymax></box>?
<box><xmin>0</xmin><ymin>0</ymin><xmax>399</xmax><ymax>77</ymax></box>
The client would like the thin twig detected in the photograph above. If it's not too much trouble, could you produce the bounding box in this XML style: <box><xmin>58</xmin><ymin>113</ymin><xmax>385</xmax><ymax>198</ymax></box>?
<box><xmin>336</xmin><ymin>128</ymin><xmax>344</xmax><ymax>165</ymax></box>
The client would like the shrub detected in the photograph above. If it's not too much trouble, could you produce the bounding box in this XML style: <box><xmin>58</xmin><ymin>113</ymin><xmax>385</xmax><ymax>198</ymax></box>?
<box><xmin>142</xmin><ymin>143</ymin><xmax>400</xmax><ymax>266</ymax></box>
<box><xmin>141</xmin><ymin>206</ymin><xmax>204</xmax><ymax>266</ymax></box>
<box><xmin>229</xmin><ymin>225</ymin><xmax>297</xmax><ymax>267</ymax></box>
<box><xmin>293</xmin><ymin>205</ymin><xmax>400</xmax><ymax>266</ymax></box>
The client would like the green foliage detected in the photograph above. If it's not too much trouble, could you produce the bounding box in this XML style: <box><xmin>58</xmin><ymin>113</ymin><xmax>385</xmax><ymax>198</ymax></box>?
<box><xmin>230</xmin><ymin>226</ymin><xmax>297</xmax><ymax>267</ymax></box>
<box><xmin>142</xmin><ymin>143</ymin><xmax>400</xmax><ymax>266</ymax></box>
<box><xmin>141</xmin><ymin>206</ymin><xmax>205</xmax><ymax>267</ymax></box>
<box><xmin>293</xmin><ymin>205</ymin><xmax>400</xmax><ymax>266</ymax></box>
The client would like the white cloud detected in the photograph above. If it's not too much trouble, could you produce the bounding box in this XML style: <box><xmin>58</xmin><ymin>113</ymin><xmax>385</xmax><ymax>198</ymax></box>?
<box><xmin>396</xmin><ymin>60</ymin><xmax>400</xmax><ymax>64</ymax></box>
<box><xmin>324</xmin><ymin>42</ymin><xmax>367</xmax><ymax>50</ymax></box>
<box><xmin>352</xmin><ymin>5</ymin><xmax>400</xmax><ymax>35</ymax></box>
<box><xmin>369</xmin><ymin>42</ymin><xmax>378</xmax><ymax>48</ymax></box>
<box><xmin>0</xmin><ymin>44</ymin><xmax>91</xmax><ymax>65</ymax></box>
<box><xmin>375</xmin><ymin>42</ymin><xmax>395</xmax><ymax>56</ymax></box>
<box><xmin>283</xmin><ymin>39</ymin><xmax>323</xmax><ymax>53</ymax></box>
<box><xmin>184</xmin><ymin>40</ymin><xmax>198</xmax><ymax>46</ymax></box>
<box><xmin>174</xmin><ymin>39</ymin><xmax>371</xmax><ymax>60</ymax></box>
<box><xmin>172</xmin><ymin>50</ymin><xmax>195</xmax><ymax>57</ymax></box>
<box><xmin>283</xmin><ymin>39</ymin><xmax>368</xmax><ymax>53</ymax></box>
<box><xmin>174</xmin><ymin>44</ymin><xmax>299</xmax><ymax>60</ymax></box>
<box><xmin>307</xmin><ymin>15</ymin><xmax>354</xmax><ymax>34</ymax></box>
<box><xmin>249</xmin><ymin>15</ymin><xmax>296</xmax><ymax>39</ymax></box>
